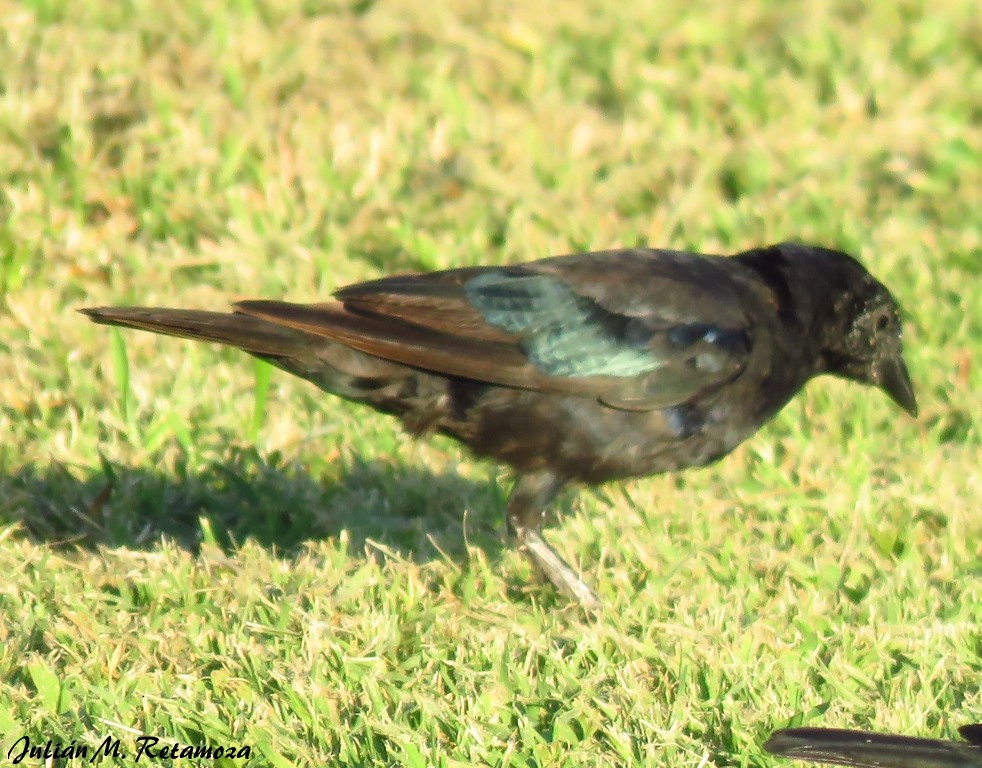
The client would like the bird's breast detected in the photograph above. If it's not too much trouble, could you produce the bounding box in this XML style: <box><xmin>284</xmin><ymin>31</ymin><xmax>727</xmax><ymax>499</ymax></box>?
<box><xmin>443</xmin><ymin>386</ymin><xmax>762</xmax><ymax>484</ymax></box>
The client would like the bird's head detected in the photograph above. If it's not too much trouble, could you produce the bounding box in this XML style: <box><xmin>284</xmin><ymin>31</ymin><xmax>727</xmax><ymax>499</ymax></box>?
<box><xmin>822</xmin><ymin>278</ymin><xmax>918</xmax><ymax>417</ymax></box>
<box><xmin>737</xmin><ymin>243</ymin><xmax>919</xmax><ymax>418</ymax></box>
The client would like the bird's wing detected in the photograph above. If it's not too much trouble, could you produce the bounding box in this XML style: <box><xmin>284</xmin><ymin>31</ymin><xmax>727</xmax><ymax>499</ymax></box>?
<box><xmin>763</xmin><ymin>726</ymin><xmax>982</xmax><ymax>768</ymax></box>
<box><xmin>235</xmin><ymin>249</ymin><xmax>757</xmax><ymax>411</ymax></box>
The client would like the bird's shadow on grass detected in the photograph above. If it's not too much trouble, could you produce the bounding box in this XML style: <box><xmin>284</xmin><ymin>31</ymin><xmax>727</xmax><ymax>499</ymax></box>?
<box><xmin>1</xmin><ymin>447</ymin><xmax>513</xmax><ymax>575</ymax></box>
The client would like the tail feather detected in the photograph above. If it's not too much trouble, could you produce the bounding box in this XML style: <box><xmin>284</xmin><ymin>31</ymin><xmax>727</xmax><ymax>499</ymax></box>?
<box><xmin>79</xmin><ymin>307</ymin><xmax>308</xmax><ymax>356</ymax></box>
<box><xmin>79</xmin><ymin>305</ymin><xmax>429</xmax><ymax>410</ymax></box>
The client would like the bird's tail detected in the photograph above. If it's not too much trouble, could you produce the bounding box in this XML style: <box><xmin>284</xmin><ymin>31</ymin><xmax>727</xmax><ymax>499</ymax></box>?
<box><xmin>763</xmin><ymin>726</ymin><xmax>982</xmax><ymax>768</ymax></box>
<box><xmin>79</xmin><ymin>307</ymin><xmax>309</xmax><ymax>357</ymax></box>
<box><xmin>79</xmin><ymin>305</ymin><xmax>430</xmax><ymax>409</ymax></box>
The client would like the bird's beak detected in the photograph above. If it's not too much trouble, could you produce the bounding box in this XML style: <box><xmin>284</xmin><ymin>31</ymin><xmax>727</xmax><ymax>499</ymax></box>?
<box><xmin>875</xmin><ymin>355</ymin><xmax>918</xmax><ymax>417</ymax></box>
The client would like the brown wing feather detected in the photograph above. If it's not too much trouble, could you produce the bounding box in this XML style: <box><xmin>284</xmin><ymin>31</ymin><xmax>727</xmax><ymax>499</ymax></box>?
<box><xmin>233</xmin><ymin>299</ymin><xmax>609</xmax><ymax>398</ymax></box>
<box><xmin>335</xmin><ymin>271</ymin><xmax>518</xmax><ymax>344</ymax></box>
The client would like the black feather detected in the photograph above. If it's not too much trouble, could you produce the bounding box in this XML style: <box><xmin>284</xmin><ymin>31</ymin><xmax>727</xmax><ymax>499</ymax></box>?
<box><xmin>764</xmin><ymin>725</ymin><xmax>982</xmax><ymax>768</ymax></box>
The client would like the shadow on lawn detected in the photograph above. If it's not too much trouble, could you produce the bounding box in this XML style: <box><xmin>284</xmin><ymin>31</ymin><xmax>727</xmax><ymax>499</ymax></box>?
<box><xmin>0</xmin><ymin>448</ymin><xmax>512</xmax><ymax>570</ymax></box>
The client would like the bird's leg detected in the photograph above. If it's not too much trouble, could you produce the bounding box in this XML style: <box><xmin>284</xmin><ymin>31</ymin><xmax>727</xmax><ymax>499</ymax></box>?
<box><xmin>506</xmin><ymin>473</ymin><xmax>601</xmax><ymax>611</ymax></box>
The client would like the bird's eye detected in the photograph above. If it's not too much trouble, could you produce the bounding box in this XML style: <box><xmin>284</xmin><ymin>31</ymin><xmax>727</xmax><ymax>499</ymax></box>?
<box><xmin>874</xmin><ymin>313</ymin><xmax>890</xmax><ymax>332</ymax></box>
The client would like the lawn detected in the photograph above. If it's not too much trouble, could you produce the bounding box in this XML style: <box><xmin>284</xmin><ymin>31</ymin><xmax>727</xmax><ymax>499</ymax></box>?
<box><xmin>0</xmin><ymin>0</ymin><xmax>979</xmax><ymax>765</ymax></box>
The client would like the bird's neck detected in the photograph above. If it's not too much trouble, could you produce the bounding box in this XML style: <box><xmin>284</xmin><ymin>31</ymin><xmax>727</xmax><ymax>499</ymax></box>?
<box><xmin>734</xmin><ymin>247</ymin><xmax>854</xmax><ymax>379</ymax></box>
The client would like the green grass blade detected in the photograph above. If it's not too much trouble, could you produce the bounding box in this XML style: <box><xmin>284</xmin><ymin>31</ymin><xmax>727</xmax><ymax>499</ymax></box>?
<box><xmin>109</xmin><ymin>327</ymin><xmax>139</xmax><ymax>442</ymax></box>
<box><xmin>250</xmin><ymin>358</ymin><xmax>271</xmax><ymax>442</ymax></box>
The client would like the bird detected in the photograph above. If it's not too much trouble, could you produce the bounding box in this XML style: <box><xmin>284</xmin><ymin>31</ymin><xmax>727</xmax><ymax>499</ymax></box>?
<box><xmin>81</xmin><ymin>241</ymin><xmax>918</xmax><ymax>609</ymax></box>
<box><xmin>763</xmin><ymin>724</ymin><xmax>982</xmax><ymax>767</ymax></box>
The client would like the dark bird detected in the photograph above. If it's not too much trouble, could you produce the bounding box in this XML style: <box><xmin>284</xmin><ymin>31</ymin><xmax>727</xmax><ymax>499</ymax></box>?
<box><xmin>764</xmin><ymin>724</ymin><xmax>982</xmax><ymax>768</ymax></box>
<box><xmin>81</xmin><ymin>242</ymin><xmax>917</xmax><ymax>608</ymax></box>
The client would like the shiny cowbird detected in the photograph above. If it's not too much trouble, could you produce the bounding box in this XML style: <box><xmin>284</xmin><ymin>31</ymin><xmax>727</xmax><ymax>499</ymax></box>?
<box><xmin>764</xmin><ymin>724</ymin><xmax>982</xmax><ymax>768</ymax></box>
<box><xmin>82</xmin><ymin>242</ymin><xmax>917</xmax><ymax>608</ymax></box>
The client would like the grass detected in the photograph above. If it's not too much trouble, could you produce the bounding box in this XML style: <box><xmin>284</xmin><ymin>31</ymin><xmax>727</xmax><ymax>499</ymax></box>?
<box><xmin>0</xmin><ymin>0</ymin><xmax>979</xmax><ymax>765</ymax></box>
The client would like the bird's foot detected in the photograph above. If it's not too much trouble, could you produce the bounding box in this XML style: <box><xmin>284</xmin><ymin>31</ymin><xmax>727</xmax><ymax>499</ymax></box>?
<box><xmin>514</xmin><ymin>526</ymin><xmax>601</xmax><ymax>612</ymax></box>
